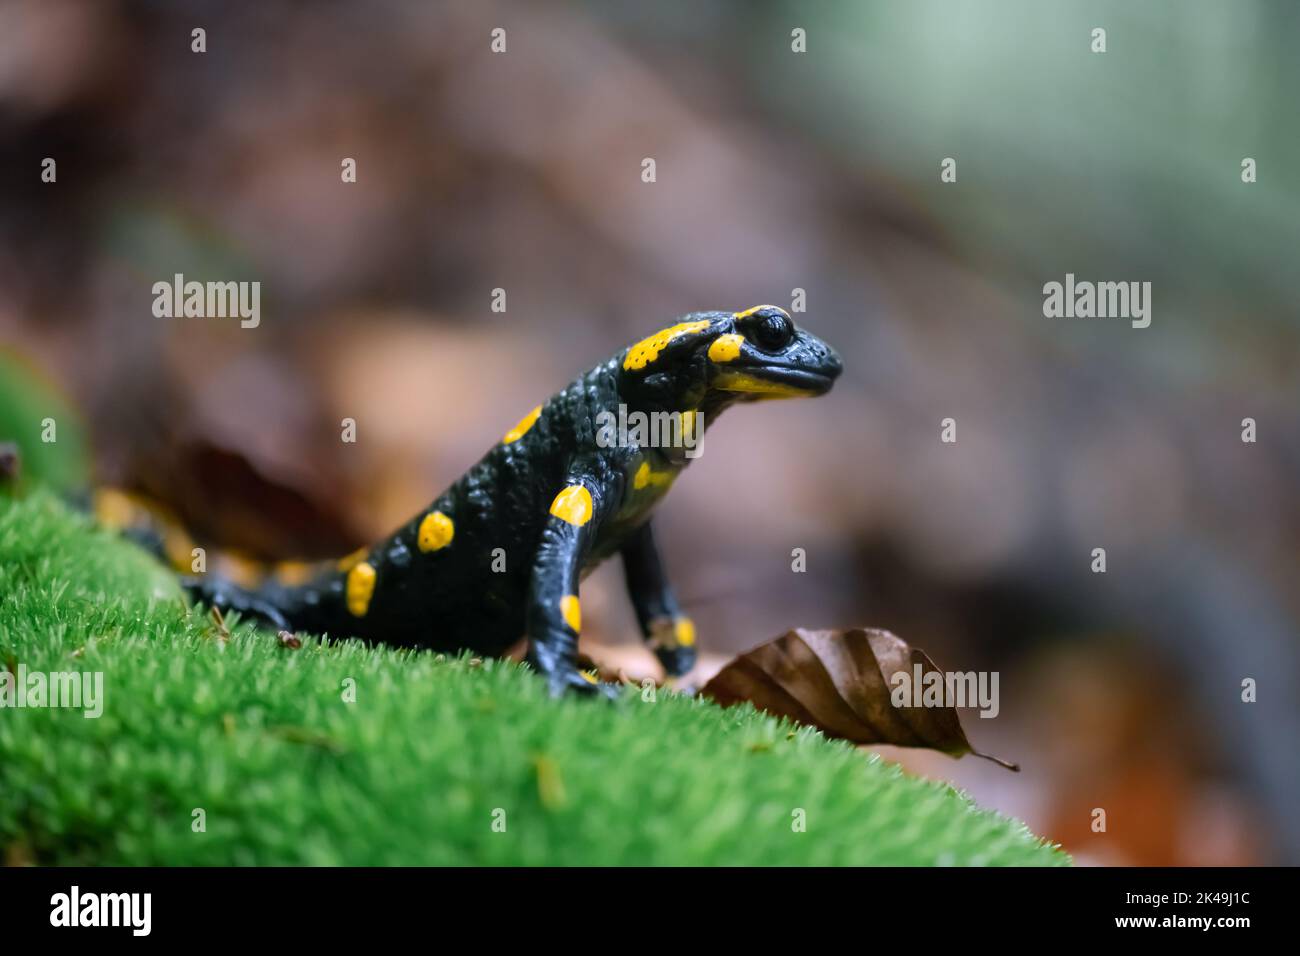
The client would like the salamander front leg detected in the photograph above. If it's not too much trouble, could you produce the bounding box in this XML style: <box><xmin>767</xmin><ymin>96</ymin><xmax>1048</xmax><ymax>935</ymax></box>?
<box><xmin>525</xmin><ymin>476</ymin><xmax>621</xmax><ymax>700</ymax></box>
<box><xmin>620</xmin><ymin>521</ymin><xmax>697</xmax><ymax>678</ymax></box>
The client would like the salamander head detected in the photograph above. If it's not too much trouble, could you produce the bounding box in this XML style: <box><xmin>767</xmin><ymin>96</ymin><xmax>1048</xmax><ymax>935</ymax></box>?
<box><xmin>618</xmin><ymin>306</ymin><xmax>842</xmax><ymax>410</ymax></box>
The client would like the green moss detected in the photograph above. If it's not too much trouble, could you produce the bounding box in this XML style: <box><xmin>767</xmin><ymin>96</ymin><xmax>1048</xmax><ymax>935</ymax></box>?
<box><xmin>0</xmin><ymin>491</ymin><xmax>1066</xmax><ymax>865</ymax></box>
<box><xmin>0</xmin><ymin>353</ymin><xmax>91</xmax><ymax>495</ymax></box>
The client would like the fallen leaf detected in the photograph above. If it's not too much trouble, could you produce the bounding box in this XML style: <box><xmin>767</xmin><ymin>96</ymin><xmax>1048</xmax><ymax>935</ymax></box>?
<box><xmin>700</xmin><ymin>627</ymin><xmax>1018</xmax><ymax>771</ymax></box>
<box><xmin>134</xmin><ymin>439</ymin><xmax>366</xmax><ymax>561</ymax></box>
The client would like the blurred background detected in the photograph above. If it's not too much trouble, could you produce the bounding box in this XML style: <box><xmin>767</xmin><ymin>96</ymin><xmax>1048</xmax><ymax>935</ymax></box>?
<box><xmin>1</xmin><ymin>0</ymin><xmax>1297</xmax><ymax>865</ymax></box>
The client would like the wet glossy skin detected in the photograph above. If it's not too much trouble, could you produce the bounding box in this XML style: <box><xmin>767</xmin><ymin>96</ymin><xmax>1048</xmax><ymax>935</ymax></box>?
<box><xmin>185</xmin><ymin>306</ymin><xmax>842</xmax><ymax>696</ymax></box>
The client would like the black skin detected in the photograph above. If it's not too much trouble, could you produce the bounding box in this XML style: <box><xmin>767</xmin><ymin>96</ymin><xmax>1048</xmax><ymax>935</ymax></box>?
<box><xmin>185</xmin><ymin>306</ymin><xmax>842</xmax><ymax>697</ymax></box>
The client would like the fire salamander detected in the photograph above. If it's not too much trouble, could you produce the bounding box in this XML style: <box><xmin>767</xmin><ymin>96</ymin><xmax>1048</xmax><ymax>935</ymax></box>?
<box><xmin>184</xmin><ymin>306</ymin><xmax>841</xmax><ymax>697</ymax></box>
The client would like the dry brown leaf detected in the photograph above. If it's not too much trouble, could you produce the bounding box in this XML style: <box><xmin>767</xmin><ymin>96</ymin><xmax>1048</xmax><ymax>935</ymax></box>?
<box><xmin>701</xmin><ymin>627</ymin><xmax>1019</xmax><ymax>771</ymax></box>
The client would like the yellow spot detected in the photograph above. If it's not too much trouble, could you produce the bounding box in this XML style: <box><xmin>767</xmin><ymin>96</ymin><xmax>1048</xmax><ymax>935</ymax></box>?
<box><xmin>218</xmin><ymin>550</ymin><xmax>264</xmax><ymax>588</ymax></box>
<box><xmin>560</xmin><ymin>594</ymin><xmax>582</xmax><ymax>633</ymax></box>
<box><xmin>92</xmin><ymin>488</ymin><xmax>195</xmax><ymax>573</ymax></box>
<box><xmin>161</xmin><ymin>526</ymin><xmax>196</xmax><ymax>571</ymax></box>
<box><xmin>502</xmin><ymin>405</ymin><xmax>542</xmax><ymax>443</ymax></box>
<box><xmin>336</xmin><ymin>547</ymin><xmax>368</xmax><ymax>572</ymax></box>
<box><xmin>707</xmin><ymin>334</ymin><xmax>744</xmax><ymax>363</ymax></box>
<box><xmin>734</xmin><ymin>304</ymin><xmax>789</xmax><ymax>320</ymax></box>
<box><xmin>346</xmin><ymin>561</ymin><xmax>376</xmax><ymax>617</ymax></box>
<box><xmin>92</xmin><ymin>488</ymin><xmax>141</xmax><ymax>530</ymax></box>
<box><xmin>577</xmin><ymin>669</ymin><xmax>598</xmax><ymax>684</ymax></box>
<box><xmin>273</xmin><ymin>561</ymin><xmax>315</xmax><ymax>586</ymax></box>
<box><xmin>674</xmin><ymin>617</ymin><xmax>697</xmax><ymax>647</ymax></box>
<box><xmin>417</xmin><ymin>510</ymin><xmax>455</xmax><ymax>552</ymax></box>
<box><xmin>714</xmin><ymin>370</ymin><xmax>815</xmax><ymax>397</ymax></box>
<box><xmin>633</xmin><ymin>460</ymin><xmax>673</xmax><ymax>491</ymax></box>
<box><xmin>623</xmin><ymin>320</ymin><xmax>711</xmax><ymax>370</ymax></box>
<box><xmin>549</xmin><ymin>485</ymin><xmax>593</xmax><ymax>526</ymax></box>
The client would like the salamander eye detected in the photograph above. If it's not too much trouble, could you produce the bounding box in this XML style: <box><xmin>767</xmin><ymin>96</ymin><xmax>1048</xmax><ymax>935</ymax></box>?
<box><xmin>751</xmin><ymin>312</ymin><xmax>794</xmax><ymax>352</ymax></box>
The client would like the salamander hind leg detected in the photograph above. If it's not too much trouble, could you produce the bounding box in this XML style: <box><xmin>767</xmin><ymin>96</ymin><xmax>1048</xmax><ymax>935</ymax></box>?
<box><xmin>620</xmin><ymin>521</ymin><xmax>697</xmax><ymax>678</ymax></box>
<box><xmin>182</xmin><ymin>576</ymin><xmax>295</xmax><ymax>633</ymax></box>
